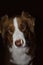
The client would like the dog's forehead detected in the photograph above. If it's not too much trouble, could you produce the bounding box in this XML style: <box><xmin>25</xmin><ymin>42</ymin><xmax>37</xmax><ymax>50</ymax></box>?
<box><xmin>13</xmin><ymin>17</ymin><xmax>22</xmax><ymax>28</ymax></box>
<box><xmin>8</xmin><ymin>16</ymin><xmax>28</xmax><ymax>28</ymax></box>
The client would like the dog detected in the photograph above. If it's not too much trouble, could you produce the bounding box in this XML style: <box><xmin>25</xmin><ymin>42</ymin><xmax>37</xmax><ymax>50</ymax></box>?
<box><xmin>0</xmin><ymin>11</ymin><xmax>36</xmax><ymax>65</ymax></box>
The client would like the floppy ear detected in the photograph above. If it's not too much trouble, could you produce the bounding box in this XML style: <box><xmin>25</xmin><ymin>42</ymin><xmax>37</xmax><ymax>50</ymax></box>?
<box><xmin>1</xmin><ymin>15</ymin><xmax>9</xmax><ymax>38</ymax></box>
<box><xmin>21</xmin><ymin>11</ymin><xmax>35</xmax><ymax>32</ymax></box>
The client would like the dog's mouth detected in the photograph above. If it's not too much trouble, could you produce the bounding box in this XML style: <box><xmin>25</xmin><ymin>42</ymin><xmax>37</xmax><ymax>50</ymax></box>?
<box><xmin>15</xmin><ymin>39</ymin><xmax>24</xmax><ymax>47</ymax></box>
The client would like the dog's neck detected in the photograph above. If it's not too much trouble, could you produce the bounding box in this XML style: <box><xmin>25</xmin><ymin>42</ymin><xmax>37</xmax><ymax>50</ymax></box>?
<box><xmin>10</xmin><ymin>58</ymin><xmax>33</xmax><ymax>65</ymax></box>
<box><xmin>8</xmin><ymin>44</ymin><xmax>35</xmax><ymax>65</ymax></box>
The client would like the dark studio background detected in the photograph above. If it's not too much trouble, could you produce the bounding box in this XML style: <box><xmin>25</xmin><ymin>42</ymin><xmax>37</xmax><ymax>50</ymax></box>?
<box><xmin>0</xmin><ymin>0</ymin><xmax>43</xmax><ymax>65</ymax></box>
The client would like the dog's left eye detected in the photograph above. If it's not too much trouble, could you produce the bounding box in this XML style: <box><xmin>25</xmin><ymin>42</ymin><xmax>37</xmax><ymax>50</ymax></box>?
<box><xmin>20</xmin><ymin>22</ymin><xmax>27</xmax><ymax>32</ymax></box>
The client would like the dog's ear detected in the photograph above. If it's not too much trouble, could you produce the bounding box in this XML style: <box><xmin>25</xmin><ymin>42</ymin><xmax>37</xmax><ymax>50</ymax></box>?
<box><xmin>21</xmin><ymin>11</ymin><xmax>35</xmax><ymax>32</ymax></box>
<box><xmin>1</xmin><ymin>15</ymin><xmax>9</xmax><ymax>37</ymax></box>
<box><xmin>21</xmin><ymin>11</ymin><xmax>31</xmax><ymax>18</ymax></box>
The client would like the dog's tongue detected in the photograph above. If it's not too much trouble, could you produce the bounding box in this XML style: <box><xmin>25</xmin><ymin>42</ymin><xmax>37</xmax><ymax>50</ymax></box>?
<box><xmin>15</xmin><ymin>39</ymin><xmax>23</xmax><ymax>47</ymax></box>
<box><xmin>16</xmin><ymin>43</ymin><xmax>22</xmax><ymax>47</ymax></box>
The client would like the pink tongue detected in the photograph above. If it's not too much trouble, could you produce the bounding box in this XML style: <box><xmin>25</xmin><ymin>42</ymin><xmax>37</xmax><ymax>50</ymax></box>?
<box><xmin>15</xmin><ymin>43</ymin><xmax>22</xmax><ymax>47</ymax></box>
<box><xmin>15</xmin><ymin>40</ymin><xmax>22</xmax><ymax>47</ymax></box>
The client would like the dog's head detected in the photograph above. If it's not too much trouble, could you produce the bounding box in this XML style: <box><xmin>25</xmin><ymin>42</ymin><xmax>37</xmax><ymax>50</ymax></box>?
<box><xmin>0</xmin><ymin>11</ymin><xmax>36</xmax><ymax>65</ymax></box>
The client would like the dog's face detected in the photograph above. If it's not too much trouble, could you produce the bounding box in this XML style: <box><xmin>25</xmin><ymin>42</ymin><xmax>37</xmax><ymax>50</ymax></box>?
<box><xmin>0</xmin><ymin>12</ymin><xmax>35</xmax><ymax>65</ymax></box>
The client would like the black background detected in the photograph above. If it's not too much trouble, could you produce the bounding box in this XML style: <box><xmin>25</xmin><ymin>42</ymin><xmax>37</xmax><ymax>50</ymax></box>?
<box><xmin>0</xmin><ymin>0</ymin><xmax>43</xmax><ymax>65</ymax></box>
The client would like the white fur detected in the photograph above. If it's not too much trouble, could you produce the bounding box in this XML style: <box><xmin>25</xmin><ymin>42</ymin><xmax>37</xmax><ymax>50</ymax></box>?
<box><xmin>13</xmin><ymin>17</ymin><xmax>26</xmax><ymax>48</ymax></box>
<box><xmin>8</xmin><ymin>17</ymin><xmax>32</xmax><ymax>65</ymax></box>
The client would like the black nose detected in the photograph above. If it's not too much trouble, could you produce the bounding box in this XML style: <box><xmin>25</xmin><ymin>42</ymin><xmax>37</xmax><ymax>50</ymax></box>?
<box><xmin>15</xmin><ymin>39</ymin><xmax>24</xmax><ymax>47</ymax></box>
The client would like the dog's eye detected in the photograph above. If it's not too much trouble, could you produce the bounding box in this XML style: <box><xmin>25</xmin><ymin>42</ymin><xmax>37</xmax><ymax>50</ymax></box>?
<box><xmin>8</xmin><ymin>29</ymin><xmax>13</xmax><ymax>35</ymax></box>
<box><xmin>8</xmin><ymin>26</ymin><xmax>14</xmax><ymax>34</ymax></box>
<box><xmin>21</xmin><ymin>23</ymin><xmax>26</xmax><ymax>31</ymax></box>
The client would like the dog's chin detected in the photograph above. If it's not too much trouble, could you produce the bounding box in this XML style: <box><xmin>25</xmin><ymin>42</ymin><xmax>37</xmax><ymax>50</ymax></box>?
<box><xmin>8</xmin><ymin>43</ymin><xmax>32</xmax><ymax>65</ymax></box>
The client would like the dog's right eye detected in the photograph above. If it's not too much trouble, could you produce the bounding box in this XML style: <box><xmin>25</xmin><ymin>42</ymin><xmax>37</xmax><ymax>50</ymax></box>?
<box><xmin>8</xmin><ymin>26</ymin><xmax>14</xmax><ymax>35</ymax></box>
<box><xmin>7</xmin><ymin>29</ymin><xmax>13</xmax><ymax>35</ymax></box>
